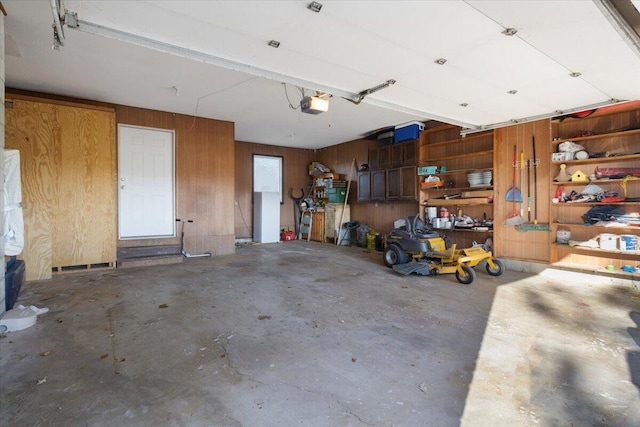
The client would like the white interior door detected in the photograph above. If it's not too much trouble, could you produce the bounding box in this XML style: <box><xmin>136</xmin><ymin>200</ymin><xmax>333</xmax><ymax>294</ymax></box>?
<box><xmin>118</xmin><ymin>125</ymin><xmax>175</xmax><ymax>239</ymax></box>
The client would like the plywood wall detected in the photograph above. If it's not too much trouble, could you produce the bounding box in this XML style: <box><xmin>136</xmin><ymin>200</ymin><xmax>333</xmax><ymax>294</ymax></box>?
<box><xmin>5</xmin><ymin>97</ymin><xmax>117</xmax><ymax>280</ymax></box>
<box><xmin>234</xmin><ymin>141</ymin><xmax>312</xmax><ymax>238</ymax></box>
<box><xmin>117</xmin><ymin>106</ymin><xmax>236</xmax><ymax>255</ymax></box>
<box><xmin>493</xmin><ymin>120</ymin><xmax>551</xmax><ymax>262</ymax></box>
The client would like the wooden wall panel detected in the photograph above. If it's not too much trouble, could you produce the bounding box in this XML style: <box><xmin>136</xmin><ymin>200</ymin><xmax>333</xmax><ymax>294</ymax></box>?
<box><xmin>117</xmin><ymin>106</ymin><xmax>236</xmax><ymax>256</ymax></box>
<box><xmin>5</xmin><ymin>100</ymin><xmax>58</xmax><ymax>280</ymax></box>
<box><xmin>234</xmin><ymin>141</ymin><xmax>312</xmax><ymax>238</ymax></box>
<box><xmin>53</xmin><ymin>106</ymin><xmax>116</xmax><ymax>267</ymax></box>
<box><xmin>493</xmin><ymin>119</ymin><xmax>551</xmax><ymax>262</ymax></box>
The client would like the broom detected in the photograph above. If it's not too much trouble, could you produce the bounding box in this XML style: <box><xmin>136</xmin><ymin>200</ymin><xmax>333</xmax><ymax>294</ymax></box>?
<box><xmin>505</xmin><ymin>145</ymin><xmax>524</xmax><ymax>226</ymax></box>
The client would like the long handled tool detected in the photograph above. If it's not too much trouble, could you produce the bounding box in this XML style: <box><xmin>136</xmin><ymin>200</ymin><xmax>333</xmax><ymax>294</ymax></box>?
<box><xmin>337</xmin><ymin>158</ymin><xmax>356</xmax><ymax>245</ymax></box>
<box><xmin>526</xmin><ymin>153</ymin><xmax>532</xmax><ymax>223</ymax></box>
<box><xmin>532</xmin><ymin>136</ymin><xmax>538</xmax><ymax>225</ymax></box>
<box><xmin>520</xmin><ymin>151</ymin><xmax>525</xmax><ymax>218</ymax></box>
<box><xmin>505</xmin><ymin>145</ymin><xmax>524</xmax><ymax>226</ymax></box>
<box><xmin>176</xmin><ymin>218</ymin><xmax>212</xmax><ymax>258</ymax></box>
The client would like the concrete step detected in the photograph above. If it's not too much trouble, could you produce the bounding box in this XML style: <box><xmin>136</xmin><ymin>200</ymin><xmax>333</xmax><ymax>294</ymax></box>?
<box><xmin>117</xmin><ymin>254</ymin><xmax>184</xmax><ymax>269</ymax></box>
<box><xmin>117</xmin><ymin>245</ymin><xmax>181</xmax><ymax>260</ymax></box>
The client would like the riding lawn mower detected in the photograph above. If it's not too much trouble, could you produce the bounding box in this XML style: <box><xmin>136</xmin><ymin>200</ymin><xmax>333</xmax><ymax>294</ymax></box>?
<box><xmin>383</xmin><ymin>214</ymin><xmax>504</xmax><ymax>285</ymax></box>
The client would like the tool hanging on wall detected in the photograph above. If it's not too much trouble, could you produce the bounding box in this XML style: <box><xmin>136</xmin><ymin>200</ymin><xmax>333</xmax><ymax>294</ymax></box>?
<box><xmin>516</xmin><ymin>136</ymin><xmax>549</xmax><ymax>232</ymax></box>
<box><xmin>532</xmin><ymin>136</ymin><xmax>538</xmax><ymax>225</ymax></box>
<box><xmin>520</xmin><ymin>151</ymin><xmax>525</xmax><ymax>218</ymax></box>
<box><xmin>505</xmin><ymin>145</ymin><xmax>524</xmax><ymax>226</ymax></box>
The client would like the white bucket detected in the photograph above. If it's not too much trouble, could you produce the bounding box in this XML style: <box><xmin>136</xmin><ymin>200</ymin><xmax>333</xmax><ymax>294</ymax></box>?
<box><xmin>556</xmin><ymin>230</ymin><xmax>571</xmax><ymax>244</ymax></box>
<box><xmin>619</xmin><ymin>234</ymin><xmax>638</xmax><ymax>251</ymax></box>
<box><xmin>426</xmin><ymin>207</ymin><xmax>437</xmax><ymax>219</ymax></box>
<box><xmin>599</xmin><ymin>234</ymin><xmax>618</xmax><ymax>251</ymax></box>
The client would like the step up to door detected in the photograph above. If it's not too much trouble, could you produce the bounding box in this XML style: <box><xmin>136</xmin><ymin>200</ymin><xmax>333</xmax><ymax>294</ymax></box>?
<box><xmin>117</xmin><ymin>254</ymin><xmax>183</xmax><ymax>269</ymax></box>
<box><xmin>117</xmin><ymin>245</ymin><xmax>183</xmax><ymax>269</ymax></box>
<box><xmin>117</xmin><ymin>245</ymin><xmax>181</xmax><ymax>260</ymax></box>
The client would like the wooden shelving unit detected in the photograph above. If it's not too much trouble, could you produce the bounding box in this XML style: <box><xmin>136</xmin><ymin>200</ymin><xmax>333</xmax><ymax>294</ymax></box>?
<box><xmin>549</xmin><ymin>103</ymin><xmax>640</xmax><ymax>275</ymax></box>
<box><xmin>418</xmin><ymin>126</ymin><xmax>495</xmax><ymax>248</ymax></box>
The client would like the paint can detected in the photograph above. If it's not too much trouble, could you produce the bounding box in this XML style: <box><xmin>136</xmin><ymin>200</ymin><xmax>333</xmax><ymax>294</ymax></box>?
<box><xmin>599</xmin><ymin>234</ymin><xmax>617</xmax><ymax>251</ymax></box>
<box><xmin>556</xmin><ymin>230</ymin><xmax>571</xmax><ymax>244</ymax></box>
<box><xmin>619</xmin><ymin>235</ymin><xmax>638</xmax><ymax>251</ymax></box>
<box><xmin>426</xmin><ymin>207</ymin><xmax>437</xmax><ymax>219</ymax></box>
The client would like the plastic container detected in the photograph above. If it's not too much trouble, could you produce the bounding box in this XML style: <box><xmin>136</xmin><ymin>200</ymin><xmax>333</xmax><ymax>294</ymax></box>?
<box><xmin>394</xmin><ymin>121</ymin><xmax>425</xmax><ymax>142</ymax></box>
<box><xmin>327</xmin><ymin>188</ymin><xmax>346</xmax><ymax>203</ymax></box>
<box><xmin>366</xmin><ymin>233</ymin><xmax>378</xmax><ymax>250</ymax></box>
<box><xmin>619</xmin><ymin>234</ymin><xmax>638</xmax><ymax>251</ymax></box>
<box><xmin>556</xmin><ymin>230</ymin><xmax>571</xmax><ymax>244</ymax></box>
<box><xmin>426</xmin><ymin>207</ymin><xmax>437</xmax><ymax>219</ymax></box>
<box><xmin>440</xmin><ymin>207</ymin><xmax>449</xmax><ymax>219</ymax></box>
<box><xmin>599</xmin><ymin>234</ymin><xmax>618</xmax><ymax>251</ymax></box>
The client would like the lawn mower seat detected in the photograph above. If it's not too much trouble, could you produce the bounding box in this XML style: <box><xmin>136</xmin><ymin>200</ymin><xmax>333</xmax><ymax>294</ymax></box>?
<box><xmin>407</xmin><ymin>215</ymin><xmax>439</xmax><ymax>239</ymax></box>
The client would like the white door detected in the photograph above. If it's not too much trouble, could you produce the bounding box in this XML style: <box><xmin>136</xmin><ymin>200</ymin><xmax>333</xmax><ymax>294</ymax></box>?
<box><xmin>118</xmin><ymin>125</ymin><xmax>175</xmax><ymax>239</ymax></box>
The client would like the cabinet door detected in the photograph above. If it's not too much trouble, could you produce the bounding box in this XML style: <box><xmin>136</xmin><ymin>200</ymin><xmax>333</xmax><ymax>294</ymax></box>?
<box><xmin>378</xmin><ymin>146</ymin><xmax>391</xmax><ymax>169</ymax></box>
<box><xmin>371</xmin><ymin>170</ymin><xmax>386</xmax><ymax>201</ymax></box>
<box><xmin>403</xmin><ymin>140</ymin><xmax>418</xmax><ymax>165</ymax></box>
<box><xmin>368</xmin><ymin>148</ymin><xmax>380</xmax><ymax>170</ymax></box>
<box><xmin>400</xmin><ymin>166</ymin><xmax>417</xmax><ymax>200</ymax></box>
<box><xmin>390</xmin><ymin>144</ymin><xmax>403</xmax><ymax>167</ymax></box>
<box><xmin>386</xmin><ymin>168</ymin><xmax>401</xmax><ymax>200</ymax></box>
<box><xmin>311</xmin><ymin>211</ymin><xmax>325</xmax><ymax>242</ymax></box>
<box><xmin>357</xmin><ymin>171</ymin><xmax>371</xmax><ymax>202</ymax></box>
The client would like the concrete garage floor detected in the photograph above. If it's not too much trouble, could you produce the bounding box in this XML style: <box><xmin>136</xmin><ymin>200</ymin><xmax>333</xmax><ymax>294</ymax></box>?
<box><xmin>1</xmin><ymin>242</ymin><xmax>639</xmax><ymax>426</ymax></box>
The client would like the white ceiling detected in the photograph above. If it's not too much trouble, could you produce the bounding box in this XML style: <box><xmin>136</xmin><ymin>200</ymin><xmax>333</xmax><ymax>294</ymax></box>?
<box><xmin>4</xmin><ymin>0</ymin><xmax>640</xmax><ymax>149</ymax></box>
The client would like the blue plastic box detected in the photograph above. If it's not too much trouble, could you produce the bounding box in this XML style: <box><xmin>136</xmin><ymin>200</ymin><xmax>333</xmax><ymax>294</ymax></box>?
<box><xmin>394</xmin><ymin>121</ymin><xmax>425</xmax><ymax>143</ymax></box>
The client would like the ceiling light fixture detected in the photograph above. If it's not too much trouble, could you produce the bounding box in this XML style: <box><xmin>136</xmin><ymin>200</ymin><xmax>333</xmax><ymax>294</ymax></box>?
<box><xmin>173</xmin><ymin>86</ymin><xmax>181</xmax><ymax>96</ymax></box>
<box><xmin>459</xmin><ymin>103</ymin><xmax>469</xmax><ymax>107</ymax></box>
<box><xmin>569</xmin><ymin>71</ymin><xmax>582</xmax><ymax>77</ymax></box>
<box><xmin>345</xmin><ymin>79</ymin><xmax>396</xmax><ymax>105</ymax></box>
<box><xmin>268</xmin><ymin>40</ymin><xmax>280</xmax><ymax>48</ymax></box>
<box><xmin>434</xmin><ymin>58</ymin><xmax>447</xmax><ymax>65</ymax></box>
<box><xmin>307</xmin><ymin>1</ymin><xmax>323</xmax><ymax>13</ymax></box>
<box><xmin>507</xmin><ymin>89</ymin><xmax>518</xmax><ymax>94</ymax></box>
<box><xmin>502</xmin><ymin>27</ymin><xmax>518</xmax><ymax>36</ymax></box>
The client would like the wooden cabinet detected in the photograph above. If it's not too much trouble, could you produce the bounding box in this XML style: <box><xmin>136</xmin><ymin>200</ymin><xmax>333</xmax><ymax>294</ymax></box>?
<box><xmin>6</xmin><ymin>98</ymin><xmax>117</xmax><ymax>280</ymax></box>
<box><xmin>419</xmin><ymin>126</ymin><xmax>494</xmax><ymax>246</ymax></box>
<box><xmin>363</xmin><ymin>140</ymin><xmax>419</xmax><ymax>203</ymax></box>
<box><xmin>549</xmin><ymin>103</ymin><xmax>640</xmax><ymax>276</ymax></box>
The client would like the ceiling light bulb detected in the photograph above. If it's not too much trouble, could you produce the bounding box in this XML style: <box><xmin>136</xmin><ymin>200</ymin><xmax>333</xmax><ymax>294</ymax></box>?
<box><xmin>502</xmin><ymin>28</ymin><xmax>518</xmax><ymax>36</ymax></box>
<box><xmin>307</xmin><ymin>1</ymin><xmax>322</xmax><ymax>13</ymax></box>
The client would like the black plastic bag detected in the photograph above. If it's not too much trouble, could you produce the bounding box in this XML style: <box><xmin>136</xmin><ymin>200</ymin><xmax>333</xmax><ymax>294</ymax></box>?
<box><xmin>582</xmin><ymin>205</ymin><xmax>625</xmax><ymax>223</ymax></box>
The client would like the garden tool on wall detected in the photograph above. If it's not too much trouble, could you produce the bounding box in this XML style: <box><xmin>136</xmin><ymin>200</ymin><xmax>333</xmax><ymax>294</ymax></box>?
<box><xmin>505</xmin><ymin>145</ymin><xmax>524</xmax><ymax>226</ymax></box>
<box><xmin>176</xmin><ymin>219</ymin><xmax>212</xmax><ymax>258</ymax></box>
